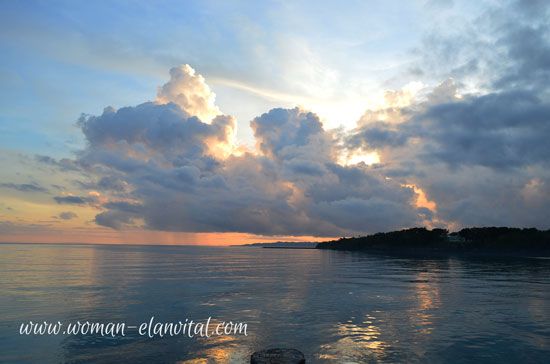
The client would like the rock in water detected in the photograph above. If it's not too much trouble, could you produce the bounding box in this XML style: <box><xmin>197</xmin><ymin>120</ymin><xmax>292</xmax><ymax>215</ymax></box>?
<box><xmin>250</xmin><ymin>348</ymin><xmax>305</xmax><ymax>364</ymax></box>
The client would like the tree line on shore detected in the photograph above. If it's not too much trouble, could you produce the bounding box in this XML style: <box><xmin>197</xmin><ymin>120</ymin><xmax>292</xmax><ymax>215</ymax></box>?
<box><xmin>315</xmin><ymin>227</ymin><xmax>550</xmax><ymax>255</ymax></box>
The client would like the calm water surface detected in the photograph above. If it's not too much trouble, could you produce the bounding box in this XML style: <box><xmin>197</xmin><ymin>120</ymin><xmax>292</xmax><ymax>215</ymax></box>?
<box><xmin>1</xmin><ymin>244</ymin><xmax>549</xmax><ymax>363</ymax></box>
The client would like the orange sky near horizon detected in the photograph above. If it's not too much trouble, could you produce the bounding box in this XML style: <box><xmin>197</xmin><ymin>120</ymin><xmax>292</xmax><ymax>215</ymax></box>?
<box><xmin>0</xmin><ymin>229</ymin><xmax>334</xmax><ymax>246</ymax></box>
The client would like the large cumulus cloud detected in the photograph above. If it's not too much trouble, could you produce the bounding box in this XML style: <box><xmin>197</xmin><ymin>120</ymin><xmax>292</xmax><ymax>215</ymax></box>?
<box><xmin>74</xmin><ymin>65</ymin><xmax>425</xmax><ymax>236</ymax></box>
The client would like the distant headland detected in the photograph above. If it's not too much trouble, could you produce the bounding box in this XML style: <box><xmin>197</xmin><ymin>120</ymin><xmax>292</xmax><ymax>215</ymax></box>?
<box><xmin>235</xmin><ymin>241</ymin><xmax>317</xmax><ymax>249</ymax></box>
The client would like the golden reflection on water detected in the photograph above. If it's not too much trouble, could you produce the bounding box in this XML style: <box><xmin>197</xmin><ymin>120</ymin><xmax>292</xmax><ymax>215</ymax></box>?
<box><xmin>317</xmin><ymin>270</ymin><xmax>443</xmax><ymax>362</ymax></box>
<box><xmin>177</xmin><ymin>359</ymin><xmax>208</xmax><ymax>364</ymax></box>
<box><xmin>318</xmin><ymin>314</ymin><xmax>389</xmax><ymax>362</ymax></box>
<box><xmin>177</xmin><ymin>321</ymin><xmax>252</xmax><ymax>364</ymax></box>
<box><xmin>410</xmin><ymin>271</ymin><xmax>441</xmax><ymax>335</ymax></box>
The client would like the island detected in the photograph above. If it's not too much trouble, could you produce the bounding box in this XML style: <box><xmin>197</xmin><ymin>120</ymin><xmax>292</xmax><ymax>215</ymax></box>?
<box><xmin>315</xmin><ymin>227</ymin><xmax>550</xmax><ymax>257</ymax></box>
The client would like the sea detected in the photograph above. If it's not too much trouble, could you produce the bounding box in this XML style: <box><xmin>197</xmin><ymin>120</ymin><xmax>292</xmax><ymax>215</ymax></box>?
<box><xmin>1</xmin><ymin>243</ymin><xmax>549</xmax><ymax>363</ymax></box>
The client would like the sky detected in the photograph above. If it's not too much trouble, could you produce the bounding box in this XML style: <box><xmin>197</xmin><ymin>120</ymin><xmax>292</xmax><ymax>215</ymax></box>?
<box><xmin>1</xmin><ymin>0</ymin><xmax>549</xmax><ymax>245</ymax></box>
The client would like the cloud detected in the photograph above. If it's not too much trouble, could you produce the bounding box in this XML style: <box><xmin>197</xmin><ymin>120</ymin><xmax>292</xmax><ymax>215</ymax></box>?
<box><xmin>35</xmin><ymin>155</ymin><xmax>80</xmax><ymax>171</ymax></box>
<box><xmin>349</xmin><ymin>0</ymin><xmax>550</xmax><ymax>195</ymax></box>
<box><xmin>491</xmin><ymin>1</ymin><xmax>550</xmax><ymax>91</ymax></box>
<box><xmin>51</xmin><ymin>2</ymin><xmax>550</xmax><ymax>236</ymax></box>
<box><xmin>419</xmin><ymin>91</ymin><xmax>550</xmax><ymax>169</ymax></box>
<box><xmin>344</xmin><ymin>0</ymin><xmax>550</xmax><ymax>230</ymax></box>
<box><xmin>70</xmin><ymin>66</ymin><xmax>426</xmax><ymax>236</ymax></box>
<box><xmin>54</xmin><ymin>195</ymin><xmax>88</xmax><ymax>205</ymax></box>
<box><xmin>348</xmin><ymin>83</ymin><xmax>550</xmax><ymax>229</ymax></box>
<box><xmin>95</xmin><ymin>205</ymin><xmax>139</xmax><ymax>229</ymax></box>
<box><xmin>0</xmin><ymin>182</ymin><xmax>48</xmax><ymax>193</ymax></box>
<box><xmin>411</xmin><ymin>0</ymin><xmax>550</xmax><ymax>94</ymax></box>
<box><xmin>251</xmin><ymin>107</ymin><xmax>325</xmax><ymax>160</ymax></box>
<box><xmin>156</xmin><ymin>64</ymin><xmax>221</xmax><ymax>123</ymax></box>
<box><xmin>58</xmin><ymin>211</ymin><xmax>77</xmax><ymax>220</ymax></box>
<box><xmin>348</xmin><ymin>122</ymin><xmax>409</xmax><ymax>150</ymax></box>
<box><xmin>354</xmin><ymin>87</ymin><xmax>550</xmax><ymax>169</ymax></box>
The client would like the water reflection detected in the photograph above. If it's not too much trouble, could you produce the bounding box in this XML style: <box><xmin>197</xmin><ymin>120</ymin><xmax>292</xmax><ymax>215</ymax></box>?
<box><xmin>1</xmin><ymin>244</ymin><xmax>550</xmax><ymax>363</ymax></box>
<box><xmin>411</xmin><ymin>271</ymin><xmax>440</xmax><ymax>334</ymax></box>
<box><xmin>180</xmin><ymin>318</ymin><xmax>254</xmax><ymax>363</ymax></box>
<box><xmin>318</xmin><ymin>315</ymin><xmax>389</xmax><ymax>362</ymax></box>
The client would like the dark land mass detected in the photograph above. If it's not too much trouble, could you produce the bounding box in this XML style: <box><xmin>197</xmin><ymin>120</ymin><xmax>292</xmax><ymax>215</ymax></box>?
<box><xmin>261</xmin><ymin>246</ymin><xmax>316</xmax><ymax>249</ymax></box>
<box><xmin>315</xmin><ymin>227</ymin><xmax>550</xmax><ymax>257</ymax></box>
<box><xmin>234</xmin><ymin>241</ymin><xmax>318</xmax><ymax>249</ymax></box>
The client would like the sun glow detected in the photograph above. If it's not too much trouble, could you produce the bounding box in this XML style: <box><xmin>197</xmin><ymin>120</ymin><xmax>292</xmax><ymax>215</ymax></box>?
<box><xmin>339</xmin><ymin>150</ymin><xmax>380</xmax><ymax>166</ymax></box>
<box><xmin>403</xmin><ymin>183</ymin><xmax>437</xmax><ymax>212</ymax></box>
